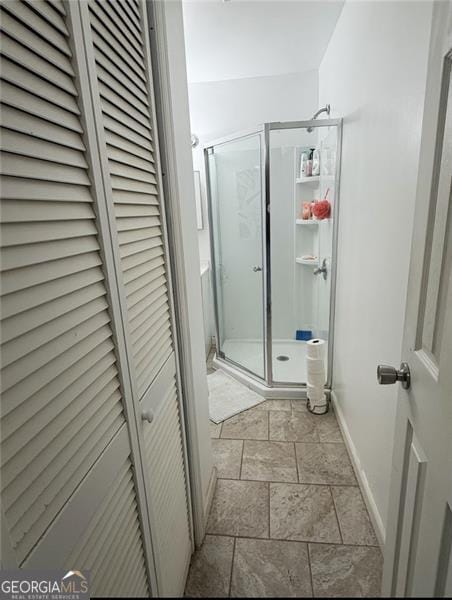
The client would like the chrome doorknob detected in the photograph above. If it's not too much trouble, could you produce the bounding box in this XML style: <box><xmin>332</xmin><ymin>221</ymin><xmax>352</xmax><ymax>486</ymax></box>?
<box><xmin>252</xmin><ymin>266</ymin><xmax>262</xmax><ymax>272</ymax></box>
<box><xmin>377</xmin><ymin>362</ymin><xmax>411</xmax><ymax>390</ymax></box>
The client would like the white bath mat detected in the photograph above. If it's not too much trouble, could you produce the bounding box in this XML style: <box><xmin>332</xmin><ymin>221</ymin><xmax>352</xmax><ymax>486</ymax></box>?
<box><xmin>208</xmin><ymin>370</ymin><xmax>265</xmax><ymax>423</ymax></box>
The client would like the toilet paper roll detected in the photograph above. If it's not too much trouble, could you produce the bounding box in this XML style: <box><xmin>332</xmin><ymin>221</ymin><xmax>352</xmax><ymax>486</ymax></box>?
<box><xmin>306</xmin><ymin>383</ymin><xmax>325</xmax><ymax>400</ymax></box>
<box><xmin>306</xmin><ymin>356</ymin><xmax>325</xmax><ymax>372</ymax></box>
<box><xmin>307</xmin><ymin>372</ymin><xmax>326</xmax><ymax>387</ymax></box>
<box><xmin>306</xmin><ymin>338</ymin><xmax>326</xmax><ymax>359</ymax></box>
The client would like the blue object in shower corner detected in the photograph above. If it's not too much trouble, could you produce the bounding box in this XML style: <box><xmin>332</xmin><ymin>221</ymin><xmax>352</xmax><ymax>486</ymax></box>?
<box><xmin>296</xmin><ymin>330</ymin><xmax>312</xmax><ymax>341</ymax></box>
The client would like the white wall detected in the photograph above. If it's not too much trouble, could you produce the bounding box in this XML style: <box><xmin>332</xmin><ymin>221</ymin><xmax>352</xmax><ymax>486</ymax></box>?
<box><xmin>319</xmin><ymin>0</ymin><xmax>433</xmax><ymax>540</ymax></box>
<box><xmin>190</xmin><ymin>70</ymin><xmax>319</xmax><ymax>263</ymax></box>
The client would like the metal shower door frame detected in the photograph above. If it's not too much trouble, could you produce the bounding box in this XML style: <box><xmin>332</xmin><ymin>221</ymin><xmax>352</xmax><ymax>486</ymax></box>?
<box><xmin>204</xmin><ymin>126</ymin><xmax>269</xmax><ymax>384</ymax></box>
<box><xmin>205</xmin><ymin>118</ymin><xmax>343</xmax><ymax>391</ymax></box>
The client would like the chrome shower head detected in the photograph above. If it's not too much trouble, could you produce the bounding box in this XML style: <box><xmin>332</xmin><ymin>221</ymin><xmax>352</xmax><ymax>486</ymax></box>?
<box><xmin>307</xmin><ymin>104</ymin><xmax>331</xmax><ymax>132</ymax></box>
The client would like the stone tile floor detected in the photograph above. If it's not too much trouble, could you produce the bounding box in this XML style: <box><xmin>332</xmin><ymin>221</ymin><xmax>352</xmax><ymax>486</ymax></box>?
<box><xmin>185</xmin><ymin>396</ymin><xmax>383</xmax><ymax>598</ymax></box>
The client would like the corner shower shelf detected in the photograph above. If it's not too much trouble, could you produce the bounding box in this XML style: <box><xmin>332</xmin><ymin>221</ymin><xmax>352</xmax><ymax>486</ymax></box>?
<box><xmin>296</xmin><ymin>175</ymin><xmax>335</xmax><ymax>184</ymax></box>
<box><xmin>296</xmin><ymin>218</ymin><xmax>332</xmax><ymax>226</ymax></box>
<box><xmin>296</xmin><ymin>176</ymin><xmax>321</xmax><ymax>184</ymax></box>
<box><xmin>296</xmin><ymin>257</ymin><xmax>319</xmax><ymax>266</ymax></box>
<box><xmin>296</xmin><ymin>219</ymin><xmax>318</xmax><ymax>226</ymax></box>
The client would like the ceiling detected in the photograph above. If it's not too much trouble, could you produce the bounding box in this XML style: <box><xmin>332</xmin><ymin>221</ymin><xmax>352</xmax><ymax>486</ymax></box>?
<box><xmin>182</xmin><ymin>0</ymin><xmax>344</xmax><ymax>84</ymax></box>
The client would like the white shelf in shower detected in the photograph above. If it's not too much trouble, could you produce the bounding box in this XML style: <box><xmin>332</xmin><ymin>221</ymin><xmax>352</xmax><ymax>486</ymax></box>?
<box><xmin>296</xmin><ymin>175</ymin><xmax>335</xmax><ymax>184</ymax></box>
<box><xmin>296</xmin><ymin>219</ymin><xmax>319</xmax><ymax>226</ymax></box>
<box><xmin>296</xmin><ymin>176</ymin><xmax>321</xmax><ymax>184</ymax></box>
<box><xmin>296</xmin><ymin>218</ymin><xmax>332</xmax><ymax>226</ymax></box>
<box><xmin>296</xmin><ymin>257</ymin><xmax>319</xmax><ymax>266</ymax></box>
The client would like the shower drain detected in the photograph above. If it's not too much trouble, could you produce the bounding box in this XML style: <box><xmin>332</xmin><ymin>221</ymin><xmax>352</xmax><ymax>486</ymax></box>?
<box><xmin>276</xmin><ymin>355</ymin><xmax>290</xmax><ymax>361</ymax></box>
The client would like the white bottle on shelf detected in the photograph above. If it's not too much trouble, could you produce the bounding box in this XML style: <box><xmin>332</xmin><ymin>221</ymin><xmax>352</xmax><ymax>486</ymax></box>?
<box><xmin>312</xmin><ymin>148</ymin><xmax>320</xmax><ymax>176</ymax></box>
<box><xmin>299</xmin><ymin>152</ymin><xmax>308</xmax><ymax>178</ymax></box>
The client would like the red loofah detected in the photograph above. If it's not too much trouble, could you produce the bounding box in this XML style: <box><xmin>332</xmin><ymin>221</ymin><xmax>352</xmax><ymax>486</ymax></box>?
<box><xmin>312</xmin><ymin>200</ymin><xmax>331</xmax><ymax>220</ymax></box>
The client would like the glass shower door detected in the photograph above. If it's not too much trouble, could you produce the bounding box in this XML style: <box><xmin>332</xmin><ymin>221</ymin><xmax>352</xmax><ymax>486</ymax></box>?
<box><xmin>206</xmin><ymin>133</ymin><xmax>266</xmax><ymax>379</ymax></box>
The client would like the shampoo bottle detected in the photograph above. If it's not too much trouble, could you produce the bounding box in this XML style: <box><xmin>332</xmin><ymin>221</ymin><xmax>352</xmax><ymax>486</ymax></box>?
<box><xmin>312</xmin><ymin>148</ymin><xmax>320</xmax><ymax>176</ymax></box>
<box><xmin>299</xmin><ymin>152</ymin><xmax>308</xmax><ymax>178</ymax></box>
<box><xmin>306</xmin><ymin>148</ymin><xmax>314</xmax><ymax>177</ymax></box>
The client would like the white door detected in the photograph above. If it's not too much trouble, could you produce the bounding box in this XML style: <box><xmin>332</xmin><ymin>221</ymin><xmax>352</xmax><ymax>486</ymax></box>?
<box><xmin>381</xmin><ymin>3</ymin><xmax>452</xmax><ymax>597</ymax></box>
<box><xmin>1</xmin><ymin>0</ymin><xmax>193</xmax><ymax>596</ymax></box>
<box><xmin>73</xmin><ymin>0</ymin><xmax>193</xmax><ymax>595</ymax></box>
<box><xmin>0</xmin><ymin>1</ymin><xmax>151</xmax><ymax>595</ymax></box>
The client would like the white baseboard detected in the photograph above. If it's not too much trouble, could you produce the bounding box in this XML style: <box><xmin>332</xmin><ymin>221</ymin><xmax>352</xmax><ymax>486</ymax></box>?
<box><xmin>331</xmin><ymin>391</ymin><xmax>386</xmax><ymax>547</ymax></box>
<box><xmin>199</xmin><ymin>466</ymin><xmax>217</xmax><ymax>548</ymax></box>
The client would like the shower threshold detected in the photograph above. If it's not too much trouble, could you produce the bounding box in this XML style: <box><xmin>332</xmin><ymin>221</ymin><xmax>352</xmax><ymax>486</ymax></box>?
<box><xmin>214</xmin><ymin>338</ymin><xmax>328</xmax><ymax>400</ymax></box>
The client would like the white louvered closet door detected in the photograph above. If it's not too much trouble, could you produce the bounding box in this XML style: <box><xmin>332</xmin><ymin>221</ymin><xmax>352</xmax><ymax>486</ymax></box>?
<box><xmin>81</xmin><ymin>0</ymin><xmax>193</xmax><ymax>596</ymax></box>
<box><xmin>0</xmin><ymin>1</ymin><xmax>150</xmax><ymax>596</ymax></box>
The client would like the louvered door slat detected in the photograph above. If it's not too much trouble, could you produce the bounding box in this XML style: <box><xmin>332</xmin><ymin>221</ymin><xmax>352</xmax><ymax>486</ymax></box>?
<box><xmin>1</xmin><ymin>264</ymin><xmax>103</xmax><ymax>318</ymax></box>
<box><xmin>89</xmin><ymin>10</ymin><xmax>146</xmax><ymax>86</ymax></box>
<box><xmin>2</xmin><ymin>362</ymin><xmax>118</xmax><ymax>466</ymax></box>
<box><xmin>47</xmin><ymin>0</ymin><xmax>65</xmax><ymax>17</ymax></box>
<box><xmin>1</xmin><ymin>82</ymin><xmax>82</xmax><ymax>133</ymax></box>
<box><xmin>2</xmin><ymin>1</ymin><xmax>71</xmax><ymax>58</ymax></box>
<box><xmin>64</xmin><ymin>452</ymin><xmax>149</xmax><ymax>598</ymax></box>
<box><xmin>1</xmin><ymin>175</ymin><xmax>91</xmax><ymax>201</ymax></box>
<box><xmin>98</xmin><ymin>73</ymin><xmax>150</xmax><ymax>126</ymax></box>
<box><xmin>1</xmin><ymin>200</ymin><xmax>93</xmax><ymax>223</ymax></box>
<box><xmin>143</xmin><ymin>378</ymin><xmax>192</xmax><ymax>597</ymax></box>
<box><xmin>0</xmin><ymin>3</ymin><xmax>149</xmax><ymax>589</ymax></box>
<box><xmin>123</xmin><ymin>253</ymin><xmax>165</xmax><ymax>287</ymax></box>
<box><xmin>108</xmin><ymin>144</ymin><xmax>155</xmax><ymax>172</ymax></box>
<box><xmin>107</xmin><ymin>0</ymin><xmax>143</xmax><ymax>46</ymax></box>
<box><xmin>23</xmin><ymin>0</ymin><xmax>69</xmax><ymax>35</ymax></box>
<box><xmin>2</xmin><ymin>338</ymin><xmax>115</xmax><ymax>440</ymax></box>
<box><xmin>1</xmin><ymin>34</ymin><xmax>76</xmax><ymax>94</ymax></box>
<box><xmin>0</xmin><ymin>106</ymin><xmax>85</xmax><ymax>150</ymax></box>
<box><xmin>93</xmin><ymin>44</ymin><xmax>149</xmax><ymax>107</ymax></box>
<box><xmin>103</xmin><ymin>114</ymin><xmax>153</xmax><ymax>153</ymax></box>
<box><xmin>1</xmin><ymin>57</ymin><xmax>79</xmax><ymax>112</ymax></box>
<box><xmin>0</xmin><ymin>129</ymin><xmax>87</xmax><ymax>167</ymax></box>
<box><xmin>90</xmin><ymin>0</ymin><xmax>144</xmax><ymax>63</ymax></box>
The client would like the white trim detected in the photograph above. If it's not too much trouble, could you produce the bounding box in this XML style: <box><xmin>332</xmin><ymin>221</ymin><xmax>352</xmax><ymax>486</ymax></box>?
<box><xmin>331</xmin><ymin>391</ymin><xmax>385</xmax><ymax>547</ymax></box>
<box><xmin>202</xmin><ymin>467</ymin><xmax>218</xmax><ymax>547</ymax></box>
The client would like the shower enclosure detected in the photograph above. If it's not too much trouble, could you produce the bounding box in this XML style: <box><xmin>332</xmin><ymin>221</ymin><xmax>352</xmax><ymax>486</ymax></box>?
<box><xmin>205</xmin><ymin>119</ymin><xmax>342</xmax><ymax>394</ymax></box>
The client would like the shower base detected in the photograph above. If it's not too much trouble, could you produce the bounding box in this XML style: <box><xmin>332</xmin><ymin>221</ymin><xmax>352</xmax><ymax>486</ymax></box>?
<box><xmin>221</xmin><ymin>338</ymin><xmax>326</xmax><ymax>384</ymax></box>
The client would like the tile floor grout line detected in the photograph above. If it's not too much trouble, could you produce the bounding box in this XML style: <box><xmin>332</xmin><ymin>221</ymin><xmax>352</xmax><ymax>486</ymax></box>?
<box><xmin>238</xmin><ymin>438</ymin><xmax>245</xmax><ymax>480</ymax></box>
<box><xmin>329</xmin><ymin>485</ymin><xmax>344</xmax><ymax>544</ymax></box>
<box><xmin>267</xmin><ymin>481</ymin><xmax>271</xmax><ymax>539</ymax></box>
<box><xmin>306</xmin><ymin>542</ymin><xmax>316</xmax><ymax>598</ymax></box>
<box><xmin>228</xmin><ymin>536</ymin><xmax>236</xmax><ymax>598</ymax></box>
<box><xmin>294</xmin><ymin>441</ymin><xmax>300</xmax><ymax>484</ymax></box>
<box><xmin>216</xmin><ymin>476</ymin><xmax>360</xmax><ymax>488</ymax></box>
<box><xmin>204</xmin><ymin>531</ymin><xmax>380</xmax><ymax>549</ymax></box>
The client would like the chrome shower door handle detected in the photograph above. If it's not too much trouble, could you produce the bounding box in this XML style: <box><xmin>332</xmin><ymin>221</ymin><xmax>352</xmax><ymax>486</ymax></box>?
<box><xmin>252</xmin><ymin>266</ymin><xmax>263</xmax><ymax>272</ymax></box>
<box><xmin>313</xmin><ymin>258</ymin><xmax>328</xmax><ymax>280</ymax></box>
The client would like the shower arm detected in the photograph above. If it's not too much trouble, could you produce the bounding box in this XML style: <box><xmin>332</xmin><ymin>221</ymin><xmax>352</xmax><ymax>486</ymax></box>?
<box><xmin>307</xmin><ymin>104</ymin><xmax>331</xmax><ymax>132</ymax></box>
